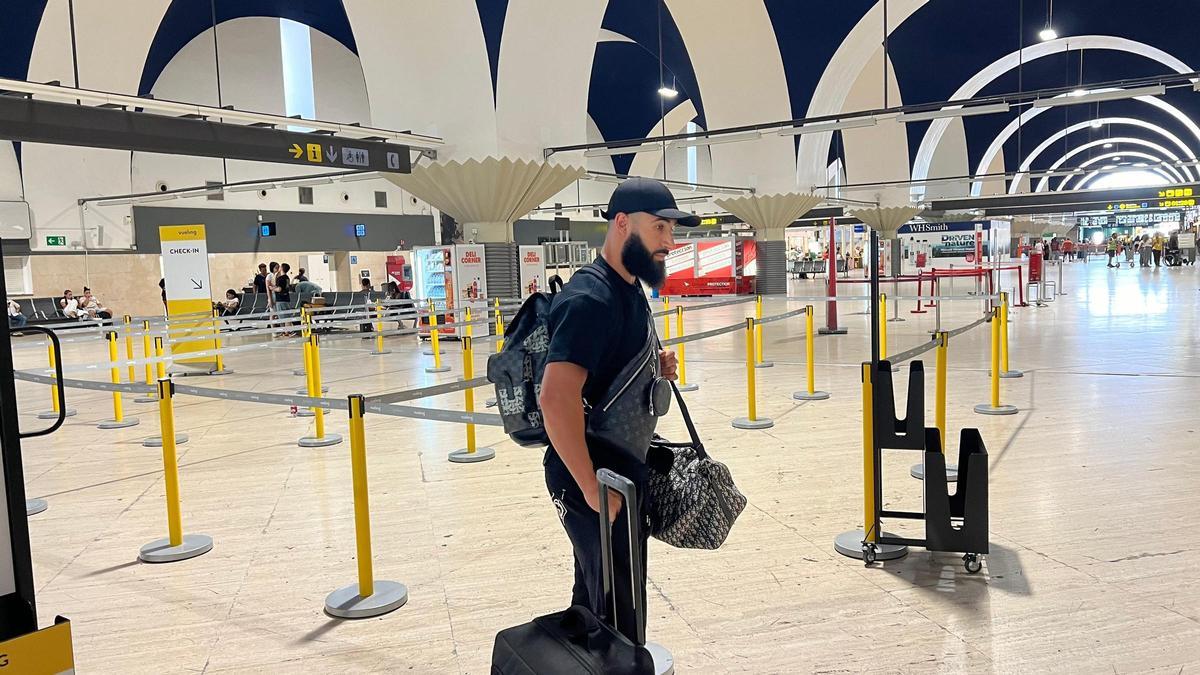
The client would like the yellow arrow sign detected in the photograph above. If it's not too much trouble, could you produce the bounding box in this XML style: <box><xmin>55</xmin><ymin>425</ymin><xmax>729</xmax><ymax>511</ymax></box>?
<box><xmin>290</xmin><ymin>143</ymin><xmax>303</xmax><ymax>159</ymax></box>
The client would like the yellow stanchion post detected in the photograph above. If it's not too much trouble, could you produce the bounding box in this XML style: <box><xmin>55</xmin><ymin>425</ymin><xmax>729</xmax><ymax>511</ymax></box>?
<box><xmin>293</xmin><ymin>309</ymin><xmax>311</xmax><ymax>376</ymax></box>
<box><xmin>372</xmin><ymin>301</ymin><xmax>391</xmax><ymax>356</ymax></box>
<box><xmin>425</xmin><ymin>306</ymin><xmax>450</xmax><ymax>373</ymax></box>
<box><xmin>124</xmin><ymin>315</ymin><xmax>136</xmax><ymax>383</ymax></box>
<box><xmin>465</xmin><ymin>306</ymin><xmax>473</xmax><ymax>338</ymax></box>
<box><xmin>134</xmin><ymin>320</ymin><xmax>157</xmax><ymax>403</ymax></box>
<box><xmin>299</xmin><ymin>333</ymin><xmax>342</xmax><ymax>447</ymax></box>
<box><xmin>793</xmin><ymin>306</ymin><xmax>830</xmax><ymax>401</ymax></box>
<box><xmin>494</xmin><ymin>298</ymin><xmax>505</xmax><ymax>352</ymax></box>
<box><xmin>879</xmin><ymin>293</ymin><xmax>899</xmax><ymax>372</ymax></box>
<box><xmin>663</xmin><ymin>297</ymin><xmax>671</xmax><ymax>340</ymax></box>
<box><xmin>998</xmin><ymin>291</ymin><xmax>1022</xmax><ymax>379</ymax></box>
<box><xmin>910</xmin><ymin>331</ymin><xmax>957</xmax><ymax>481</ymax></box>
<box><xmin>449</xmin><ymin>337</ymin><xmax>495</xmax><ymax>463</ymax></box>
<box><xmin>138</xmin><ymin>377</ymin><xmax>212</xmax><ymax>563</ymax></box>
<box><xmin>675</xmin><ymin>306</ymin><xmax>698</xmax><ymax>392</ymax></box>
<box><xmin>754</xmin><ymin>295</ymin><xmax>773</xmax><ymax>369</ymax></box>
<box><xmin>733</xmin><ymin>318</ymin><xmax>773</xmax><ymax>429</ymax></box>
<box><xmin>975</xmin><ymin>307</ymin><xmax>1017</xmax><ymax>416</ymax></box>
<box><xmin>37</xmin><ymin>340</ymin><xmax>76</xmax><ymax>419</ymax></box>
<box><xmin>143</xmin><ymin>337</ymin><xmax>189</xmax><ymax>447</ymax></box>
<box><xmin>99</xmin><ymin>331</ymin><xmax>139</xmax><ymax>429</ymax></box>
<box><xmin>210</xmin><ymin>309</ymin><xmax>231</xmax><ymax>375</ymax></box>
<box><xmin>324</xmin><ymin>394</ymin><xmax>409</xmax><ymax>618</ymax></box>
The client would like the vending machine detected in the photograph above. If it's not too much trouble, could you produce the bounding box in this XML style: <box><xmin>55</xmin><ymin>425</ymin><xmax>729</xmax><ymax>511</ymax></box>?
<box><xmin>413</xmin><ymin>244</ymin><xmax>487</xmax><ymax>338</ymax></box>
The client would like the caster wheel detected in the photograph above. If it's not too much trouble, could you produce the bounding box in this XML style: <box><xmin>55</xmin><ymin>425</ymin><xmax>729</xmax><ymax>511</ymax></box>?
<box><xmin>862</xmin><ymin>545</ymin><xmax>877</xmax><ymax>566</ymax></box>
<box><xmin>963</xmin><ymin>554</ymin><xmax>982</xmax><ymax>574</ymax></box>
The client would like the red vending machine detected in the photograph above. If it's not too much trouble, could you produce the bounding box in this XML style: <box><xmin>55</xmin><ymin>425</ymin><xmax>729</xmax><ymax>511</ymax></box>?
<box><xmin>386</xmin><ymin>253</ymin><xmax>414</xmax><ymax>292</ymax></box>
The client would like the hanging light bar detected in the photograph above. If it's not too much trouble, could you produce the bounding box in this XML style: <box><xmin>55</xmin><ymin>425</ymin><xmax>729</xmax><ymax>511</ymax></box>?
<box><xmin>583</xmin><ymin>144</ymin><xmax>663</xmax><ymax>157</ymax></box>
<box><xmin>897</xmin><ymin>102</ymin><xmax>1011</xmax><ymax>123</ymax></box>
<box><xmin>775</xmin><ymin>116</ymin><xmax>878</xmax><ymax>136</ymax></box>
<box><xmin>670</xmin><ymin>131</ymin><xmax>761</xmax><ymax>149</ymax></box>
<box><xmin>1032</xmin><ymin>85</ymin><xmax>1166</xmax><ymax>108</ymax></box>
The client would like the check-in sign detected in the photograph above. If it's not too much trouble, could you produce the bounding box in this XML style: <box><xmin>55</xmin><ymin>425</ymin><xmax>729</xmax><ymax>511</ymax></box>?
<box><xmin>160</xmin><ymin>225</ymin><xmax>212</xmax><ymax>301</ymax></box>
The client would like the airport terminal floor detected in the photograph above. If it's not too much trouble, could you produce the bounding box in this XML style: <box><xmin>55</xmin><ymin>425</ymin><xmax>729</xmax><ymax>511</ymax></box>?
<box><xmin>16</xmin><ymin>261</ymin><xmax>1200</xmax><ymax>673</ymax></box>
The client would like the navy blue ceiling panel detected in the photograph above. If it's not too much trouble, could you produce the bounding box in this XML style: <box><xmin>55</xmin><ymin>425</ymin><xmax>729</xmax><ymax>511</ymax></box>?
<box><xmin>590</xmin><ymin>0</ymin><xmax>704</xmax><ymax>160</ymax></box>
<box><xmin>474</xmin><ymin>0</ymin><xmax>508</xmax><ymax>104</ymax></box>
<box><xmin>138</xmin><ymin>0</ymin><xmax>358</xmax><ymax>97</ymax></box>
<box><xmin>763</xmin><ymin>0</ymin><xmax>874</xmax><ymax>121</ymax></box>
<box><xmin>1</xmin><ymin>0</ymin><xmax>49</xmax><ymax>81</ymax></box>
<box><xmin>890</xmin><ymin>0</ymin><xmax>1200</xmax><ymax>175</ymax></box>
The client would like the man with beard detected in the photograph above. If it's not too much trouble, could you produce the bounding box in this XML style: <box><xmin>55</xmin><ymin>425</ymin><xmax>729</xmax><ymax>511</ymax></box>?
<box><xmin>539</xmin><ymin>176</ymin><xmax>697</xmax><ymax>641</ymax></box>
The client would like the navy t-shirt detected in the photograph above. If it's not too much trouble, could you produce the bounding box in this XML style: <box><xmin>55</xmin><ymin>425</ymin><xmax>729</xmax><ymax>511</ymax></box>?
<box><xmin>546</xmin><ymin>257</ymin><xmax>653</xmax><ymax>473</ymax></box>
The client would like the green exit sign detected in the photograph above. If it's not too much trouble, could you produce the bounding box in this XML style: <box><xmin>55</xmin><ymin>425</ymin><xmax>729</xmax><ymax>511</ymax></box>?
<box><xmin>45</xmin><ymin>236</ymin><xmax>67</xmax><ymax>247</ymax></box>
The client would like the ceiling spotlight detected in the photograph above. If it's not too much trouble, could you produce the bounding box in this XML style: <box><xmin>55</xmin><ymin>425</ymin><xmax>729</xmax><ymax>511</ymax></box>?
<box><xmin>1070</xmin><ymin>89</ymin><xmax>1087</xmax><ymax>97</ymax></box>
<box><xmin>1104</xmin><ymin>142</ymin><xmax>1114</xmax><ymax>149</ymax></box>
<box><xmin>1091</xmin><ymin>120</ymin><xmax>1103</xmax><ymax>129</ymax></box>
<box><xmin>1039</xmin><ymin>27</ymin><xmax>1058</xmax><ymax>41</ymax></box>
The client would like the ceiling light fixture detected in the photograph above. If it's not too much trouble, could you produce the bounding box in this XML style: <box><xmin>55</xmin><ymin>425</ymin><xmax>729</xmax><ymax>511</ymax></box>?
<box><xmin>670</xmin><ymin>131</ymin><xmax>761</xmax><ymax>149</ymax></box>
<box><xmin>1032</xmin><ymin>84</ymin><xmax>1166</xmax><ymax>108</ymax></box>
<box><xmin>775</xmin><ymin>116</ymin><xmax>878</xmax><ymax>136</ymax></box>
<box><xmin>1091</xmin><ymin>120</ymin><xmax>1103</xmax><ymax>129</ymax></box>
<box><xmin>897</xmin><ymin>102</ymin><xmax>1010</xmax><ymax>123</ymax></box>
<box><xmin>1104</xmin><ymin>142</ymin><xmax>1114</xmax><ymax>149</ymax></box>
<box><xmin>657</xmin><ymin>86</ymin><xmax>678</xmax><ymax>98</ymax></box>
<box><xmin>583</xmin><ymin>144</ymin><xmax>663</xmax><ymax>158</ymax></box>
<box><xmin>1039</xmin><ymin>28</ymin><xmax>1058</xmax><ymax>41</ymax></box>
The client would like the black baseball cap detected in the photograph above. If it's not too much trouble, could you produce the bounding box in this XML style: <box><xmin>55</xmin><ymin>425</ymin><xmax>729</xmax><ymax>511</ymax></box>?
<box><xmin>601</xmin><ymin>177</ymin><xmax>701</xmax><ymax>226</ymax></box>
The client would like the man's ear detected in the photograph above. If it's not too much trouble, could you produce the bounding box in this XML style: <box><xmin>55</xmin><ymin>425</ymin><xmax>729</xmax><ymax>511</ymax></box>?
<box><xmin>614</xmin><ymin>212</ymin><xmax>629</xmax><ymax>233</ymax></box>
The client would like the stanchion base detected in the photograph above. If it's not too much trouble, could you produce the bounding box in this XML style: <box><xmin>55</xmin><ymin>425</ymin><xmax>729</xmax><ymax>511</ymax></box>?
<box><xmin>296</xmin><ymin>387</ymin><xmax>329</xmax><ymax>395</ymax></box>
<box><xmin>208</xmin><ymin>369</ymin><xmax>233</xmax><ymax>376</ymax></box>
<box><xmin>999</xmin><ymin>370</ymin><xmax>1024</xmax><ymax>379</ymax></box>
<box><xmin>371</xmin><ymin>350</ymin><xmax>393</xmax><ymax>356</ymax></box>
<box><xmin>887</xmin><ymin>317</ymin><xmax>906</xmax><ymax>322</ymax></box>
<box><xmin>142</xmin><ymin>434</ymin><xmax>189</xmax><ymax>447</ymax></box>
<box><xmin>793</xmin><ymin>391</ymin><xmax>830</xmax><ymax>401</ymax></box>
<box><xmin>754</xmin><ymin>362</ymin><xmax>774</xmax><ymax>369</ymax></box>
<box><xmin>325</xmin><ymin>580</ymin><xmax>409</xmax><ymax>619</ymax></box>
<box><xmin>425</xmin><ymin>366</ymin><xmax>451</xmax><ymax>374</ymax></box>
<box><xmin>818</xmin><ymin>328</ymin><xmax>848</xmax><ymax>335</ymax></box>
<box><xmin>974</xmin><ymin>403</ymin><xmax>1018</xmax><ymax>416</ymax></box>
<box><xmin>98</xmin><ymin>418</ymin><xmax>140</xmax><ymax>430</ymax></box>
<box><xmin>485</xmin><ymin>397</ymin><xmax>497</xmax><ymax>408</ymax></box>
<box><xmin>732</xmin><ymin>417</ymin><xmax>774</xmax><ymax>430</ymax></box>
<box><xmin>910</xmin><ymin>310</ymin><xmax>928</xmax><ymax>315</ymax></box>
<box><xmin>646</xmin><ymin>642</ymin><xmax>675</xmax><ymax>675</ymax></box>
<box><xmin>134</xmin><ymin>396</ymin><xmax>158</xmax><ymax>404</ymax></box>
<box><xmin>677</xmin><ymin>383</ymin><xmax>699</xmax><ymax>392</ymax></box>
<box><xmin>139</xmin><ymin>534</ymin><xmax>213</xmax><ymax>563</ymax></box>
<box><xmin>293</xmin><ymin>369</ymin><xmax>307</xmax><ymax>376</ymax></box>
<box><xmin>449</xmin><ymin>447</ymin><xmax>496</xmax><ymax>463</ymax></box>
<box><xmin>834</xmin><ymin>530</ymin><xmax>908</xmax><ymax>562</ymax></box>
<box><xmin>299</xmin><ymin>434</ymin><xmax>343</xmax><ymax>448</ymax></box>
<box><xmin>421</xmin><ymin>348</ymin><xmax>434</xmax><ymax>356</ymax></box>
<box><xmin>26</xmin><ymin>498</ymin><xmax>48</xmax><ymax>516</ymax></box>
<box><xmin>911</xmin><ymin>462</ymin><xmax>958</xmax><ymax>482</ymax></box>
<box><xmin>295</xmin><ymin>409</ymin><xmax>329</xmax><ymax>417</ymax></box>
<box><xmin>37</xmin><ymin>408</ymin><xmax>76</xmax><ymax>419</ymax></box>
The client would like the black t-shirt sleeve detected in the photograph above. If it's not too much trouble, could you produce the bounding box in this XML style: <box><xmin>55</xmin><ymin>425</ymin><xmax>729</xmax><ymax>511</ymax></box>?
<box><xmin>546</xmin><ymin>293</ymin><xmax>614</xmax><ymax>375</ymax></box>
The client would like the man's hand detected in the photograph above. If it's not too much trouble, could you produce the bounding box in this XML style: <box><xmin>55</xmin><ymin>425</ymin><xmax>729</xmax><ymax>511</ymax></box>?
<box><xmin>585</xmin><ymin>485</ymin><xmax>624</xmax><ymax>523</ymax></box>
<box><xmin>659</xmin><ymin>349</ymin><xmax>678</xmax><ymax>381</ymax></box>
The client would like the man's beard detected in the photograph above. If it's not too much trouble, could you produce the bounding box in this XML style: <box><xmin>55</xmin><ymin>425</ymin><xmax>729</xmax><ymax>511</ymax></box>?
<box><xmin>622</xmin><ymin>232</ymin><xmax>667</xmax><ymax>288</ymax></box>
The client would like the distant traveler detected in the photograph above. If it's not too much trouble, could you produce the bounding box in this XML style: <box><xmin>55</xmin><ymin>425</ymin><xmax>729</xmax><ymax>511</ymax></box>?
<box><xmin>266</xmin><ymin>262</ymin><xmax>280</xmax><ymax>309</ymax></box>
<box><xmin>1152</xmin><ymin>233</ymin><xmax>1165</xmax><ymax>267</ymax></box>
<box><xmin>1061</xmin><ymin>238</ymin><xmax>1074</xmax><ymax>262</ymax></box>
<box><xmin>159</xmin><ymin>278</ymin><xmax>167</xmax><ymax>311</ymax></box>
<box><xmin>1106</xmin><ymin>237</ymin><xmax>1118</xmax><ymax>267</ymax></box>
<box><xmin>253</xmin><ymin>263</ymin><xmax>268</xmax><ymax>294</ymax></box>
<box><xmin>359</xmin><ymin>277</ymin><xmax>376</xmax><ymax>335</ymax></box>
<box><xmin>295</xmin><ymin>278</ymin><xmax>323</xmax><ymax>306</ymax></box>
<box><xmin>8</xmin><ymin>298</ymin><xmax>27</xmax><ymax>329</ymax></box>
<box><xmin>216</xmin><ymin>289</ymin><xmax>240</xmax><ymax>316</ymax></box>
<box><xmin>388</xmin><ymin>281</ymin><xmax>417</xmax><ymax>329</ymax></box>
<box><xmin>79</xmin><ymin>287</ymin><xmax>112</xmax><ymax>319</ymax></box>
<box><xmin>295</xmin><ymin>268</ymin><xmax>308</xmax><ymax>283</ymax></box>
<box><xmin>60</xmin><ymin>290</ymin><xmax>85</xmax><ymax>320</ymax></box>
<box><xmin>540</xmin><ymin>177</ymin><xmax>690</xmax><ymax>641</ymax></box>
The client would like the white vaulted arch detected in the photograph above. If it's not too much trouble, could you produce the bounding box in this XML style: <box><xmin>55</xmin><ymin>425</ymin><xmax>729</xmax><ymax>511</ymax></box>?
<box><xmin>1012</xmin><ymin>122</ymin><xmax>1197</xmax><ymax>192</ymax></box>
<box><xmin>1036</xmin><ymin>139</ymin><xmax>1190</xmax><ymax>191</ymax></box>
<box><xmin>1052</xmin><ymin>151</ymin><xmax>1185</xmax><ymax>190</ymax></box>
<box><xmin>1067</xmin><ymin>165</ymin><xmax>1176</xmax><ymax>191</ymax></box>
<box><xmin>911</xmin><ymin>35</ymin><xmax>1195</xmax><ymax>199</ymax></box>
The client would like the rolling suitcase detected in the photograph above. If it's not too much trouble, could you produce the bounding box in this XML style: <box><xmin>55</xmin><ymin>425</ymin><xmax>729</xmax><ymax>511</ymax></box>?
<box><xmin>491</xmin><ymin>469</ymin><xmax>655</xmax><ymax>674</ymax></box>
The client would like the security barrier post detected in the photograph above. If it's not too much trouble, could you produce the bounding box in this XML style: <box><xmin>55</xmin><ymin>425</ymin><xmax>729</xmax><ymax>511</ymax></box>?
<box><xmin>663</xmin><ymin>297</ymin><xmax>671</xmax><ymax>340</ymax></box>
<box><xmin>37</xmin><ymin>340</ymin><xmax>76</xmax><ymax>419</ymax></box>
<box><xmin>325</xmin><ymin>394</ymin><xmax>409</xmax><ymax>618</ymax></box>
<box><xmin>975</xmin><ymin>307</ymin><xmax>1018</xmax><ymax>415</ymax></box>
<box><xmin>754</xmin><ymin>295</ymin><xmax>773</xmax><ymax>368</ymax></box>
<box><xmin>209</xmin><ymin>309</ymin><xmax>231</xmax><ymax>375</ymax></box>
<box><xmin>143</xmin><ymin>337</ymin><xmax>189</xmax><ymax>447</ymax></box>
<box><xmin>998</xmin><ymin>291</ymin><xmax>1023</xmax><ymax>378</ymax></box>
<box><xmin>425</xmin><ymin>307</ymin><xmax>450</xmax><ymax>373</ymax></box>
<box><xmin>295</xmin><ymin>318</ymin><xmax>328</xmax><ymax>396</ymax></box>
<box><xmin>299</xmin><ymin>333</ymin><xmax>342</xmax><ymax>447</ymax></box>
<box><xmin>793</xmin><ymin>306</ymin><xmax>830</xmax><ymax>401</ymax></box>
<box><xmin>99</xmin><ymin>331</ymin><xmax>139</xmax><ymax>429</ymax></box>
<box><xmin>675</xmin><ymin>306</ymin><xmax>698</xmax><ymax>392</ymax></box>
<box><xmin>879</xmin><ymin>293</ymin><xmax>899</xmax><ymax>372</ymax></box>
<box><xmin>134</xmin><ymin>320</ymin><xmax>157</xmax><ymax>403</ymax></box>
<box><xmin>371</xmin><ymin>301</ymin><xmax>391</xmax><ymax>356</ymax></box>
<box><xmin>834</xmin><ymin>363</ymin><xmax>907</xmax><ymax>562</ymax></box>
<box><xmin>139</xmin><ymin>378</ymin><xmax>212</xmax><ymax>563</ymax></box>
<box><xmin>124</xmin><ymin>315</ymin><xmax>136</xmax><ymax>383</ymax></box>
<box><xmin>910</xmin><ymin>332</ymin><xmax>957</xmax><ymax>481</ymax></box>
<box><xmin>733</xmin><ymin>318</ymin><xmax>773</xmax><ymax>429</ymax></box>
<box><xmin>449</xmin><ymin>337</ymin><xmax>496</xmax><ymax>463</ymax></box>
<box><xmin>494</xmin><ymin>298</ymin><xmax>505</xmax><ymax>352</ymax></box>
<box><xmin>293</xmin><ymin>309</ymin><xmax>310</xmax><ymax>376</ymax></box>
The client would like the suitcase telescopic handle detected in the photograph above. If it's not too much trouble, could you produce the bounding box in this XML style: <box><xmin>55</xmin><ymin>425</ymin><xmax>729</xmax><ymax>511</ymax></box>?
<box><xmin>596</xmin><ymin>468</ymin><xmax>646</xmax><ymax>646</ymax></box>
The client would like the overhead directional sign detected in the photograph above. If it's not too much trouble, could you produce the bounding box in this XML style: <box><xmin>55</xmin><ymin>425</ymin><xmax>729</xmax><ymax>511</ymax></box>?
<box><xmin>0</xmin><ymin>96</ymin><xmax>412</xmax><ymax>173</ymax></box>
